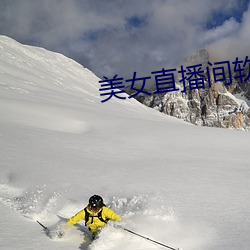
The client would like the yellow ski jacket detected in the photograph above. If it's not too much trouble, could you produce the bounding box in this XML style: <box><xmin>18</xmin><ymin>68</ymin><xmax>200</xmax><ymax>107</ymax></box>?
<box><xmin>67</xmin><ymin>206</ymin><xmax>121</xmax><ymax>233</ymax></box>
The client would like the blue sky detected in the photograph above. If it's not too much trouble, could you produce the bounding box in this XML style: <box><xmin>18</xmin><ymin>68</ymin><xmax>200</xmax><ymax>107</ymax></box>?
<box><xmin>0</xmin><ymin>0</ymin><xmax>249</xmax><ymax>87</ymax></box>
<box><xmin>206</xmin><ymin>1</ymin><xmax>249</xmax><ymax>28</ymax></box>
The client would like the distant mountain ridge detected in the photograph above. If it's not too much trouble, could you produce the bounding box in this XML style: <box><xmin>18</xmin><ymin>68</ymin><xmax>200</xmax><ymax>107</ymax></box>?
<box><xmin>126</xmin><ymin>48</ymin><xmax>250</xmax><ymax>130</ymax></box>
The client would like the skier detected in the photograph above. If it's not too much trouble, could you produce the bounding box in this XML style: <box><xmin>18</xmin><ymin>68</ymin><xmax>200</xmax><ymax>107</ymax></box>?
<box><xmin>66</xmin><ymin>194</ymin><xmax>121</xmax><ymax>239</ymax></box>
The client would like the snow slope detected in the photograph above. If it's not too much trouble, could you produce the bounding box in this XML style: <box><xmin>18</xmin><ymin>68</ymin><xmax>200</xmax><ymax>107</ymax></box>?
<box><xmin>0</xmin><ymin>36</ymin><xmax>249</xmax><ymax>250</ymax></box>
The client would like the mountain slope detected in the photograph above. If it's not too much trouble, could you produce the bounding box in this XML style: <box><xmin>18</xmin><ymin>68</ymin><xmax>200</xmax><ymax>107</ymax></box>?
<box><xmin>0</xmin><ymin>36</ymin><xmax>249</xmax><ymax>250</ymax></box>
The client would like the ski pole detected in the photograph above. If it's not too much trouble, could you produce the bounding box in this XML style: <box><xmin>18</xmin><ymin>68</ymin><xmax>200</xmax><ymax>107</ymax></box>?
<box><xmin>122</xmin><ymin>227</ymin><xmax>180</xmax><ymax>250</ymax></box>
<box><xmin>37</xmin><ymin>220</ymin><xmax>48</xmax><ymax>231</ymax></box>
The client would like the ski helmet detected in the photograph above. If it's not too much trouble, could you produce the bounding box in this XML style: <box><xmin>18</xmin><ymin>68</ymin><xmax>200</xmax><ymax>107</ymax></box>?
<box><xmin>89</xmin><ymin>195</ymin><xmax>104</xmax><ymax>210</ymax></box>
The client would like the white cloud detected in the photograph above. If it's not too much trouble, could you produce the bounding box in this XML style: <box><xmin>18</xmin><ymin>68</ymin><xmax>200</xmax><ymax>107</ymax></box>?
<box><xmin>0</xmin><ymin>0</ymin><xmax>248</xmax><ymax>87</ymax></box>
<box><xmin>208</xmin><ymin>3</ymin><xmax>250</xmax><ymax>62</ymax></box>
<box><xmin>201</xmin><ymin>18</ymin><xmax>240</xmax><ymax>46</ymax></box>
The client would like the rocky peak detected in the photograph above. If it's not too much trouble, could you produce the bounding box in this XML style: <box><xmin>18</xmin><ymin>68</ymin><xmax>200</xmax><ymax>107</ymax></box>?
<box><xmin>184</xmin><ymin>48</ymin><xmax>210</xmax><ymax>68</ymax></box>
<box><xmin>125</xmin><ymin>49</ymin><xmax>250</xmax><ymax>130</ymax></box>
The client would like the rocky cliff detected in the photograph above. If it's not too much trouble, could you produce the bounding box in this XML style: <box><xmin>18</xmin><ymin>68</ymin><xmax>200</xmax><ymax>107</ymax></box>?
<box><xmin>125</xmin><ymin>49</ymin><xmax>250</xmax><ymax>130</ymax></box>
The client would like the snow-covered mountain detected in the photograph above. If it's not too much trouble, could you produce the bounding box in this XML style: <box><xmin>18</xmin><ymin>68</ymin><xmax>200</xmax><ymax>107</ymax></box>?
<box><xmin>0</xmin><ymin>36</ymin><xmax>250</xmax><ymax>250</ymax></box>
<box><xmin>128</xmin><ymin>49</ymin><xmax>250</xmax><ymax>130</ymax></box>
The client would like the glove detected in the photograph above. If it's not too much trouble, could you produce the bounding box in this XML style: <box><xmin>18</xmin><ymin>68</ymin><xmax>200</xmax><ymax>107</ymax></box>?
<box><xmin>55</xmin><ymin>223</ymin><xmax>71</xmax><ymax>238</ymax></box>
<box><xmin>56</xmin><ymin>230</ymin><xmax>64</xmax><ymax>238</ymax></box>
